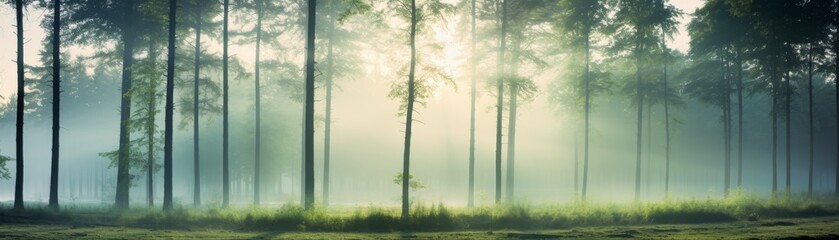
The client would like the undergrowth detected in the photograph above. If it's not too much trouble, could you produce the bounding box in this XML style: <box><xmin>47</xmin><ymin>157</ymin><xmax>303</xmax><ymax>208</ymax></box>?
<box><xmin>1</xmin><ymin>192</ymin><xmax>838</xmax><ymax>232</ymax></box>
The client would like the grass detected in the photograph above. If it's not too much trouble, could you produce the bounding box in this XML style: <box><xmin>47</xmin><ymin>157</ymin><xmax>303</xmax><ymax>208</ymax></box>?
<box><xmin>1</xmin><ymin>192</ymin><xmax>839</xmax><ymax>233</ymax></box>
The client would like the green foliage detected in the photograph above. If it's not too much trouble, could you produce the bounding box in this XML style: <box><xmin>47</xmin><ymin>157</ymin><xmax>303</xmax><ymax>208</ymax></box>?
<box><xmin>392</xmin><ymin>172</ymin><xmax>426</xmax><ymax>191</ymax></box>
<box><xmin>0</xmin><ymin>150</ymin><xmax>11</xmax><ymax>180</ymax></box>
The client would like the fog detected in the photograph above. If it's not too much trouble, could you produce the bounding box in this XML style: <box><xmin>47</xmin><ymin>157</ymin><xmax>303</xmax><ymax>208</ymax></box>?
<box><xmin>0</xmin><ymin>0</ymin><xmax>837</xmax><ymax>210</ymax></box>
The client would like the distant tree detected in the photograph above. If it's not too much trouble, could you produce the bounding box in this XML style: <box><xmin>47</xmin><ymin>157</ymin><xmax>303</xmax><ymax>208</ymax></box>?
<box><xmin>494</xmin><ymin>0</ymin><xmax>507</xmax><ymax>204</ymax></box>
<box><xmin>0</xmin><ymin>151</ymin><xmax>10</xmax><ymax>180</ymax></box>
<box><xmin>467</xmin><ymin>0</ymin><xmax>476</xmax><ymax>208</ymax></box>
<box><xmin>610</xmin><ymin>0</ymin><xmax>680</xmax><ymax>201</ymax></box>
<box><xmin>222</xmin><ymin>0</ymin><xmax>230</xmax><ymax>208</ymax></box>
<box><xmin>553</xmin><ymin>0</ymin><xmax>609</xmax><ymax>201</ymax></box>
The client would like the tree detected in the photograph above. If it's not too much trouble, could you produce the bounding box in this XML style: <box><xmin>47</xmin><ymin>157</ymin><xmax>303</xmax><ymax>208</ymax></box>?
<box><xmin>49</xmin><ymin>0</ymin><xmax>61</xmax><ymax>210</ymax></box>
<box><xmin>162</xmin><ymin>0</ymin><xmax>177</xmax><ymax>212</ymax></box>
<box><xmin>14</xmin><ymin>0</ymin><xmax>26</xmax><ymax>211</ymax></box>
<box><xmin>222</xmin><ymin>0</ymin><xmax>230</xmax><ymax>208</ymax></box>
<box><xmin>303</xmin><ymin>0</ymin><xmax>316</xmax><ymax>210</ymax></box>
<box><xmin>553</xmin><ymin>0</ymin><xmax>608</xmax><ymax>201</ymax></box>
<box><xmin>467</xmin><ymin>0</ymin><xmax>476</xmax><ymax>208</ymax></box>
<box><xmin>494</xmin><ymin>0</ymin><xmax>506</xmax><ymax>204</ymax></box>
<box><xmin>610</xmin><ymin>0</ymin><xmax>679</xmax><ymax>201</ymax></box>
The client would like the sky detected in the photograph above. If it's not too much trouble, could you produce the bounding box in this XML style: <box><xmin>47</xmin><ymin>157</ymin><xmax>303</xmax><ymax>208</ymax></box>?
<box><xmin>0</xmin><ymin>0</ymin><xmax>704</xmax><ymax>100</ymax></box>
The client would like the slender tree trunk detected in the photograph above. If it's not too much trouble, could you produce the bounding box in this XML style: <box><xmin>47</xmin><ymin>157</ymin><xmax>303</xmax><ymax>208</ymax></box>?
<box><xmin>807</xmin><ymin>44</ymin><xmax>814</xmax><ymax>197</ymax></box>
<box><xmin>634</xmin><ymin>37</ymin><xmax>643</xmax><ymax>202</ymax></box>
<box><xmin>303</xmin><ymin>0</ymin><xmax>316</xmax><ymax>210</ymax></box>
<box><xmin>49</xmin><ymin>0</ymin><xmax>61</xmax><ymax>210</ymax></box>
<box><xmin>116</xmin><ymin>0</ymin><xmax>135</xmax><ymax>210</ymax></box>
<box><xmin>162</xmin><ymin>0</ymin><xmax>176</xmax><ymax>211</ymax></box>
<box><xmin>574</xmin><ymin>130</ymin><xmax>579</xmax><ymax>198</ymax></box>
<box><xmin>323</xmin><ymin>0</ymin><xmax>335</xmax><ymax>207</ymax></box>
<box><xmin>147</xmin><ymin>40</ymin><xmax>159</xmax><ymax>207</ymax></box>
<box><xmin>14</xmin><ymin>0</ymin><xmax>24</xmax><ymax>211</ymax></box>
<box><xmin>495</xmin><ymin>0</ymin><xmax>507</xmax><ymax>204</ymax></box>
<box><xmin>785</xmin><ymin>69</ymin><xmax>791</xmax><ymax>195</ymax></box>
<box><xmin>193</xmin><ymin>4</ymin><xmax>202</xmax><ymax>207</ymax></box>
<box><xmin>505</xmin><ymin>84</ymin><xmax>518</xmax><ymax>202</ymax></box>
<box><xmin>736</xmin><ymin>48</ymin><xmax>743</xmax><ymax>189</ymax></box>
<box><xmin>771</xmin><ymin>21</ymin><xmax>778</xmax><ymax>195</ymax></box>
<box><xmin>401</xmin><ymin>0</ymin><xmax>417</xmax><ymax>219</ymax></box>
<box><xmin>254</xmin><ymin>0</ymin><xmax>263</xmax><ymax>206</ymax></box>
<box><xmin>467</xmin><ymin>0</ymin><xmax>476</xmax><ymax>209</ymax></box>
<box><xmin>582</xmin><ymin>26</ymin><xmax>591</xmax><ymax>201</ymax></box>
<box><xmin>663</xmin><ymin>45</ymin><xmax>671</xmax><ymax>197</ymax></box>
<box><xmin>222</xmin><ymin>0</ymin><xmax>230</xmax><ymax>208</ymax></box>
<box><xmin>724</xmin><ymin>49</ymin><xmax>731</xmax><ymax>197</ymax></box>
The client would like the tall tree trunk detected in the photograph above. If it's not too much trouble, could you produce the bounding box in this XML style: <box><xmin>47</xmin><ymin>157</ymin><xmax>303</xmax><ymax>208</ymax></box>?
<box><xmin>116</xmin><ymin>0</ymin><xmax>135</xmax><ymax>210</ymax></box>
<box><xmin>633</xmin><ymin>35</ymin><xmax>643</xmax><ymax>202</ymax></box>
<box><xmin>771</xmin><ymin>21</ymin><xmax>778</xmax><ymax>195</ymax></box>
<box><xmin>505</xmin><ymin>36</ymin><xmax>520</xmax><ymax>202</ymax></box>
<box><xmin>49</xmin><ymin>0</ymin><xmax>61</xmax><ymax>210</ymax></box>
<box><xmin>646</xmin><ymin>102</ymin><xmax>651</xmax><ymax>199</ymax></box>
<box><xmin>807</xmin><ymin>44</ymin><xmax>814</xmax><ymax>197</ymax></box>
<box><xmin>582</xmin><ymin>24</ymin><xmax>591</xmax><ymax>201</ymax></box>
<box><xmin>222</xmin><ymin>0</ymin><xmax>230</xmax><ymax>208</ymax></box>
<box><xmin>574</xmin><ymin>130</ymin><xmax>579</xmax><ymax>198</ymax></box>
<box><xmin>14</xmin><ymin>0</ymin><xmax>24</xmax><ymax>211</ymax></box>
<box><xmin>495</xmin><ymin>0</ymin><xmax>507</xmax><ymax>204</ymax></box>
<box><xmin>724</xmin><ymin>49</ymin><xmax>731</xmax><ymax>197</ymax></box>
<box><xmin>785</xmin><ymin>69</ymin><xmax>791</xmax><ymax>195</ymax></box>
<box><xmin>834</xmin><ymin>3</ymin><xmax>839</xmax><ymax>197</ymax></box>
<box><xmin>254</xmin><ymin>0</ymin><xmax>263</xmax><ymax>206</ymax></box>
<box><xmin>401</xmin><ymin>0</ymin><xmax>417</xmax><ymax>219</ymax></box>
<box><xmin>193</xmin><ymin>4</ymin><xmax>202</xmax><ymax>207</ymax></box>
<box><xmin>147</xmin><ymin>40</ymin><xmax>159</xmax><ymax>207</ymax></box>
<box><xmin>467</xmin><ymin>0</ymin><xmax>476</xmax><ymax>208</ymax></box>
<box><xmin>303</xmin><ymin>0</ymin><xmax>316</xmax><ymax>210</ymax></box>
<box><xmin>163</xmin><ymin>0</ymin><xmax>176</xmax><ymax>211</ymax></box>
<box><xmin>736</xmin><ymin>47</ymin><xmax>743</xmax><ymax>189</ymax></box>
<box><xmin>663</xmin><ymin>44</ymin><xmax>671</xmax><ymax>197</ymax></box>
<box><xmin>323</xmin><ymin>0</ymin><xmax>335</xmax><ymax>207</ymax></box>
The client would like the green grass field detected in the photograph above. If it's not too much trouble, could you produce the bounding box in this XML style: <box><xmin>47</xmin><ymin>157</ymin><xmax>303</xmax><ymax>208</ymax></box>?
<box><xmin>1</xmin><ymin>193</ymin><xmax>839</xmax><ymax>239</ymax></box>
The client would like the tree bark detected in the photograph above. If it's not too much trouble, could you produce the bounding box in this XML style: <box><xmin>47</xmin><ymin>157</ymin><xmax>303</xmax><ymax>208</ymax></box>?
<box><xmin>401</xmin><ymin>0</ymin><xmax>417</xmax><ymax>219</ymax></box>
<box><xmin>254</xmin><ymin>0</ymin><xmax>263</xmax><ymax>206</ymax></box>
<box><xmin>736</xmin><ymin>47</ymin><xmax>743</xmax><ymax>189</ymax></box>
<box><xmin>14</xmin><ymin>0</ymin><xmax>24</xmax><ymax>211</ymax></box>
<box><xmin>806</xmin><ymin>44</ymin><xmax>814</xmax><ymax>197</ymax></box>
<box><xmin>303</xmin><ymin>0</ymin><xmax>316</xmax><ymax>210</ymax></box>
<box><xmin>582</xmin><ymin>19</ymin><xmax>591</xmax><ymax>201</ymax></box>
<box><xmin>633</xmin><ymin>30</ymin><xmax>643</xmax><ymax>202</ymax></box>
<box><xmin>49</xmin><ymin>0</ymin><xmax>61</xmax><ymax>210</ymax></box>
<box><xmin>323</xmin><ymin>0</ymin><xmax>335</xmax><ymax>207</ymax></box>
<box><xmin>163</xmin><ymin>0</ymin><xmax>176</xmax><ymax>211</ymax></box>
<box><xmin>663</xmin><ymin>42</ymin><xmax>671</xmax><ymax>197</ymax></box>
<box><xmin>495</xmin><ymin>0</ymin><xmax>507</xmax><ymax>204</ymax></box>
<box><xmin>193</xmin><ymin>4</ymin><xmax>202</xmax><ymax>207</ymax></box>
<box><xmin>785</xmin><ymin>69</ymin><xmax>791</xmax><ymax>195</ymax></box>
<box><xmin>222</xmin><ymin>0</ymin><xmax>230</xmax><ymax>208</ymax></box>
<box><xmin>115</xmin><ymin>0</ymin><xmax>135</xmax><ymax>210</ymax></box>
<box><xmin>147</xmin><ymin>39</ymin><xmax>159</xmax><ymax>207</ymax></box>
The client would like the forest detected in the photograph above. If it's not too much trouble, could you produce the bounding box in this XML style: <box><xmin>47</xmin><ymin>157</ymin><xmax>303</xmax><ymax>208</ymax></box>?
<box><xmin>1</xmin><ymin>0</ymin><xmax>839</xmax><ymax>238</ymax></box>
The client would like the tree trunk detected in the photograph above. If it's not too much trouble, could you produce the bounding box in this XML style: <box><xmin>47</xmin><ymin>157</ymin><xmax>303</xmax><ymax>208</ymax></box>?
<box><xmin>254</xmin><ymin>0</ymin><xmax>263</xmax><ymax>206</ymax></box>
<box><xmin>505</xmin><ymin>84</ymin><xmax>518</xmax><ymax>202</ymax></box>
<box><xmin>401</xmin><ymin>0</ymin><xmax>417</xmax><ymax>219</ymax></box>
<box><xmin>467</xmin><ymin>0</ymin><xmax>476</xmax><ymax>209</ymax></box>
<box><xmin>222</xmin><ymin>0</ymin><xmax>230</xmax><ymax>208</ymax></box>
<box><xmin>663</xmin><ymin>44</ymin><xmax>671</xmax><ymax>197</ymax></box>
<box><xmin>14</xmin><ymin>0</ymin><xmax>24</xmax><ymax>211</ymax></box>
<box><xmin>115</xmin><ymin>0</ymin><xmax>136</xmax><ymax>210</ymax></box>
<box><xmin>193</xmin><ymin>4</ymin><xmax>202</xmax><ymax>207</ymax></box>
<box><xmin>147</xmin><ymin>39</ymin><xmax>159</xmax><ymax>207</ymax></box>
<box><xmin>807</xmin><ymin>44</ymin><xmax>814</xmax><ymax>197</ymax></box>
<box><xmin>49</xmin><ymin>0</ymin><xmax>61</xmax><ymax>210</ymax></box>
<box><xmin>736</xmin><ymin>47</ymin><xmax>743</xmax><ymax>189</ymax></box>
<box><xmin>162</xmin><ymin>0</ymin><xmax>176</xmax><ymax>211</ymax></box>
<box><xmin>495</xmin><ymin>0</ymin><xmax>507</xmax><ymax>204</ymax></box>
<box><xmin>646</xmin><ymin>102</ymin><xmax>651</xmax><ymax>199</ymax></box>
<box><xmin>724</xmin><ymin>49</ymin><xmax>731</xmax><ymax>197</ymax></box>
<box><xmin>633</xmin><ymin>35</ymin><xmax>643</xmax><ymax>202</ymax></box>
<box><xmin>303</xmin><ymin>0</ymin><xmax>316</xmax><ymax>210</ymax></box>
<box><xmin>323</xmin><ymin>0</ymin><xmax>335</xmax><ymax>207</ymax></box>
<box><xmin>785</xmin><ymin>69</ymin><xmax>791</xmax><ymax>195</ymax></box>
<box><xmin>771</xmin><ymin>21</ymin><xmax>778</xmax><ymax>195</ymax></box>
<box><xmin>582</xmin><ymin>24</ymin><xmax>591</xmax><ymax>201</ymax></box>
<box><xmin>834</xmin><ymin>3</ymin><xmax>839</xmax><ymax>197</ymax></box>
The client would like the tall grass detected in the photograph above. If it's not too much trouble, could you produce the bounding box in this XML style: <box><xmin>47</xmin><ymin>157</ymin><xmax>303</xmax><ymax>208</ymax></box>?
<box><xmin>1</xmin><ymin>193</ymin><xmax>838</xmax><ymax>232</ymax></box>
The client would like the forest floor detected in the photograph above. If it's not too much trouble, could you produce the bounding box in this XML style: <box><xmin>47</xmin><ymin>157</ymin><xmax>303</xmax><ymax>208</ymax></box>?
<box><xmin>1</xmin><ymin>215</ymin><xmax>839</xmax><ymax>239</ymax></box>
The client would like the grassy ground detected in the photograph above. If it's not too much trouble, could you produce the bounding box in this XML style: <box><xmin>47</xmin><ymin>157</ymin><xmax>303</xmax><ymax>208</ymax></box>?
<box><xmin>0</xmin><ymin>216</ymin><xmax>838</xmax><ymax>239</ymax></box>
<box><xmin>1</xmin><ymin>193</ymin><xmax>838</xmax><ymax>239</ymax></box>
